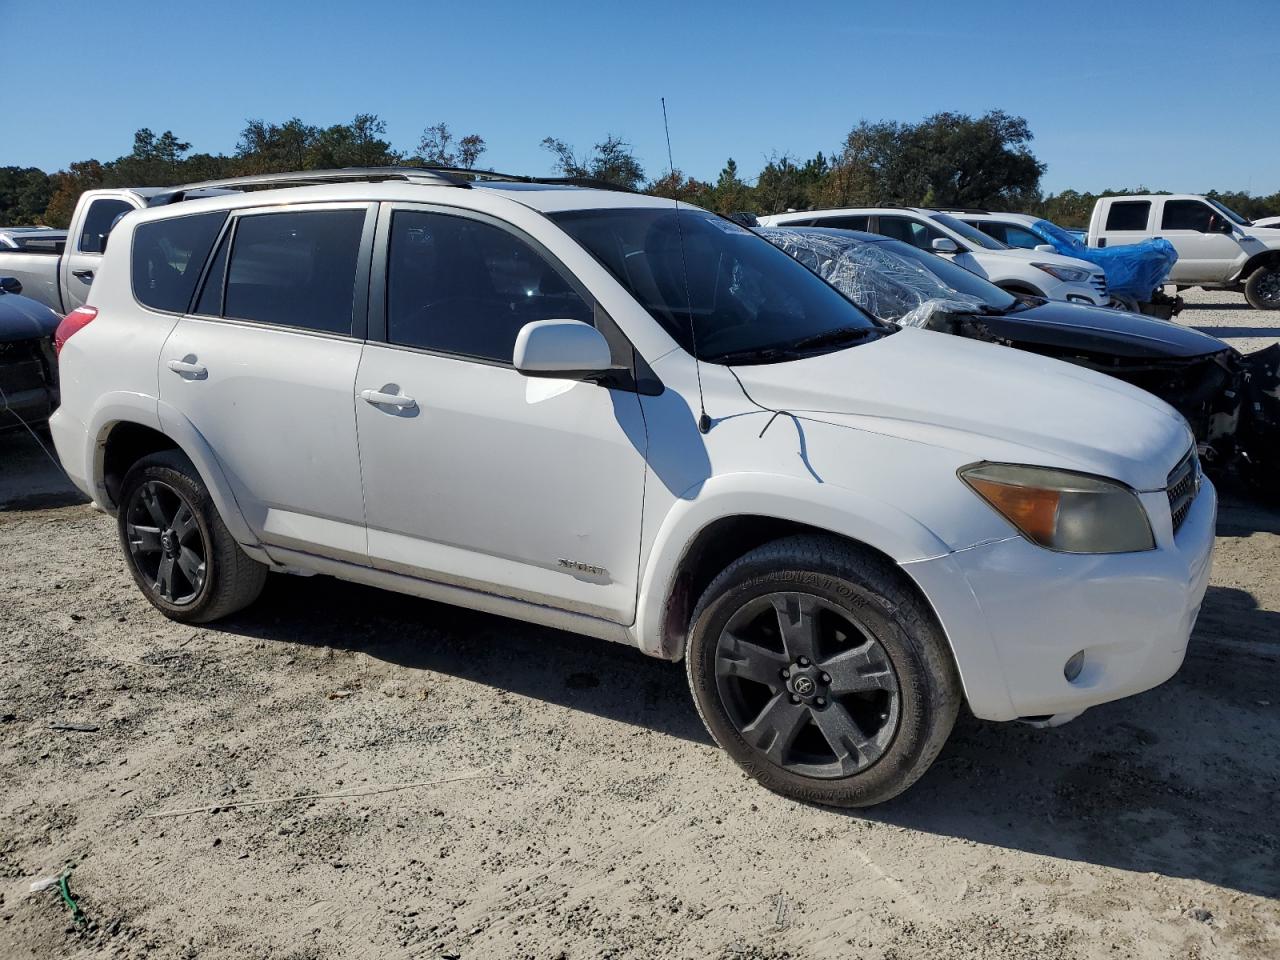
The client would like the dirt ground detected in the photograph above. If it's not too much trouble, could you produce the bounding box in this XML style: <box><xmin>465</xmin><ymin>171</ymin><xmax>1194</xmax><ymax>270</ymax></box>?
<box><xmin>1</xmin><ymin>288</ymin><xmax>1277</xmax><ymax>960</ymax></box>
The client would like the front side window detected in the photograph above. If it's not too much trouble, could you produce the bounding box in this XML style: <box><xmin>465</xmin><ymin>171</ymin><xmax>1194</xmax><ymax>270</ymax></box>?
<box><xmin>928</xmin><ymin>214</ymin><xmax>1008</xmax><ymax>250</ymax></box>
<box><xmin>1002</xmin><ymin>224</ymin><xmax>1044</xmax><ymax>249</ymax></box>
<box><xmin>131</xmin><ymin>211</ymin><xmax>227</xmax><ymax>313</ymax></box>
<box><xmin>387</xmin><ymin>211</ymin><xmax>593</xmax><ymax>362</ymax></box>
<box><xmin>877</xmin><ymin>216</ymin><xmax>946</xmax><ymax>251</ymax></box>
<box><xmin>1161</xmin><ymin>200</ymin><xmax>1217</xmax><ymax>232</ymax></box>
<box><xmin>1105</xmin><ymin>201</ymin><xmax>1150</xmax><ymax>231</ymax></box>
<box><xmin>79</xmin><ymin>198</ymin><xmax>135</xmax><ymax>254</ymax></box>
<box><xmin>222</xmin><ymin>209</ymin><xmax>365</xmax><ymax>335</ymax></box>
<box><xmin>552</xmin><ymin>207</ymin><xmax>882</xmax><ymax>363</ymax></box>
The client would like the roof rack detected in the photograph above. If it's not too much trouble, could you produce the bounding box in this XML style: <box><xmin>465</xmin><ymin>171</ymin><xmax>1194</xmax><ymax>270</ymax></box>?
<box><xmin>147</xmin><ymin>167</ymin><xmax>472</xmax><ymax>206</ymax></box>
<box><xmin>147</xmin><ymin>165</ymin><xmax>637</xmax><ymax>207</ymax></box>
<box><xmin>931</xmin><ymin>207</ymin><xmax>990</xmax><ymax>215</ymax></box>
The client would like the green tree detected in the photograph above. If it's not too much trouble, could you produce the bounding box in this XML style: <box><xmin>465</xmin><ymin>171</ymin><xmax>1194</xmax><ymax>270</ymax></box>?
<box><xmin>417</xmin><ymin>122</ymin><xmax>488</xmax><ymax>169</ymax></box>
<box><xmin>0</xmin><ymin>167</ymin><xmax>53</xmax><ymax>225</ymax></box>
<box><xmin>541</xmin><ymin>134</ymin><xmax>645</xmax><ymax>190</ymax></box>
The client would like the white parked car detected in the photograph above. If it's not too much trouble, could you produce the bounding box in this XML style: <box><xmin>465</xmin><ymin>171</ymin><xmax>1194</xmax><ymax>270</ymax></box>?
<box><xmin>1252</xmin><ymin>215</ymin><xmax>1280</xmax><ymax>230</ymax></box>
<box><xmin>758</xmin><ymin>207</ymin><xmax>1109</xmax><ymax>306</ymax></box>
<box><xmin>51</xmin><ymin>169</ymin><xmax>1215</xmax><ymax>807</ymax></box>
<box><xmin>1088</xmin><ymin>194</ymin><xmax>1280</xmax><ymax>309</ymax></box>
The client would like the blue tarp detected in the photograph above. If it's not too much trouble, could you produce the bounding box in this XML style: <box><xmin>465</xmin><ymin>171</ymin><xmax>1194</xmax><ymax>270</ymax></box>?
<box><xmin>1030</xmin><ymin>219</ymin><xmax>1177</xmax><ymax>300</ymax></box>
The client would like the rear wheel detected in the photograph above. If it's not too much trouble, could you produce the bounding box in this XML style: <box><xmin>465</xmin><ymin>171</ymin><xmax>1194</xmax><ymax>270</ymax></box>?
<box><xmin>685</xmin><ymin>536</ymin><xmax>961</xmax><ymax>807</ymax></box>
<box><xmin>118</xmin><ymin>450</ymin><xmax>266</xmax><ymax>623</ymax></box>
<box><xmin>1244</xmin><ymin>264</ymin><xmax>1280</xmax><ymax>310</ymax></box>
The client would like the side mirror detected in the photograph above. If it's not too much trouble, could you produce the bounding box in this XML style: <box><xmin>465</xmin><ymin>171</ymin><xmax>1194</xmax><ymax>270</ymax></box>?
<box><xmin>0</xmin><ymin>276</ymin><xmax>21</xmax><ymax>295</ymax></box>
<box><xmin>1034</xmin><ymin>243</ymin><xmax>1057</xmax><ymax>253</ymax></box>
<box><xmin>513</xmin><ymin>319</ymin><xmax>613</xmax><ymax>381</ymax></box>
<box><xmin>931</xmin><ymin>237</ymin><xmax>959</xmax><ymax>254</ymax></box>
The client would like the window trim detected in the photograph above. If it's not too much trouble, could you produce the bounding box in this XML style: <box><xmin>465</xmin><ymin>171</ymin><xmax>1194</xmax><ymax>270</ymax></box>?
<box><xmin>369</xmin><ymin>201</ymin><xmax>599</xmax><ymax>368</ymax></box>
<box><xmin>186</xmin><ymin>200</ymin><xmax>376</xmax><ymax>340</ymax></box>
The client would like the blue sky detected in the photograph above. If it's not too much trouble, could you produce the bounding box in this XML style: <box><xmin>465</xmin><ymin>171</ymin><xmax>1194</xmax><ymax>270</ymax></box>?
<box><xmin>5</xmin><ymin>0</ymin><xmax>1277</xmax><ymax>195</ymax></box>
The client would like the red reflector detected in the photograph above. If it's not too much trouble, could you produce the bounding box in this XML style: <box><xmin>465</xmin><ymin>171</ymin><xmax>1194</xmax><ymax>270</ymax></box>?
<box><xmin>55</xmin><ymin>306</ymin><xmax>98</xmax><ymax>355</ymax></box>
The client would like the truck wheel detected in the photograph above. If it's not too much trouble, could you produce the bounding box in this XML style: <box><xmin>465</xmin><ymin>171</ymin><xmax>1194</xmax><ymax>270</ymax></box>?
<box><xmin>685</xmin><ymin>536</ymin><xmax>961</xmax><ymax>807</ymax></box>
<box><xmin>117</xmin><ymin>450</ymin><xmax>267</xmax><ymax>624</ymax></box>
<box><xmin>1244</xmin><ymin>265</ymin><xmax>1280</xmax><ymax>310</ymax></box>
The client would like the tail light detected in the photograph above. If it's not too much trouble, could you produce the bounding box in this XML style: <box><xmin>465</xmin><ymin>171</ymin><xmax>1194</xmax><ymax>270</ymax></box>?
<box><xmin>55</xmin><ymin>306</ymin><xmax>97</xmax><ymax>355</ymax></box>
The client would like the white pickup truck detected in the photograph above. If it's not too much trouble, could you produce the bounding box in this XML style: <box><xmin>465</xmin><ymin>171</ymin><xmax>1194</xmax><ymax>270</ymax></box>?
<box><xmin>0</xmin><ymin>188</ymin><xmax>161</xmax><ymax>314</ymax></box>
<box><xmin>1089</xmin><ymin>194</ymin><xmax>1280</xmax><ymax>309</ymax></box>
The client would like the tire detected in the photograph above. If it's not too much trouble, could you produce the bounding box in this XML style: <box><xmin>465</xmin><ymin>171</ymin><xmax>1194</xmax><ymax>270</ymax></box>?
<box><xmin>1243</xmin><ymin>264</ymin><xmax>1280</xmax><ymax>310</ymax></box>
<box><xmin>685</xmin><ymin>535</ymin><xmax>961</xmax><ymax>808</ymax></box>
<box><xmin>117</xmin><ymin>450</ymin><xmax>267</xmax><ymax>623</ymax></box>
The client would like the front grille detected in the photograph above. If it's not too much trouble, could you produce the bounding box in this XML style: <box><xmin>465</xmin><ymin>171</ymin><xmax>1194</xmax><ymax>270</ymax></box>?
<box><xmin>1090</xmin><ymin>273</ymin><xmax>1108</xmax><ymax>299</ymax></box>
<box><xmin>1166</xmin><ymin>446</ymin><xmax>1199</xmax><ymax>534</ymax></box>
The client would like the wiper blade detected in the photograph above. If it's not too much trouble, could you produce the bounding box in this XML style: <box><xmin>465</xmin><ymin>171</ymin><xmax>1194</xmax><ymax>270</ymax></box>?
<box><xmin>709</xmin><ymin>346</ymin><xmax>802</xmax><ymax>365</ymax></box>
<box><xmin>787</xmin><ymin>326</ymin><xmax>879</xmax><ymax>351</ymax></box>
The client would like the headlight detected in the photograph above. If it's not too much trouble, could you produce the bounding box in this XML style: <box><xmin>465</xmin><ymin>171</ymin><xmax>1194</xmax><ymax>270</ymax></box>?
<box><xmin>1031</xmin><ymin>262</ymin><xmax>1091</xmax><ymax>283</ymax></box>
<box><xmin>959</xmin><ymin>463</ymin><xmax>1154</xmax><ymax>554</ymax></box>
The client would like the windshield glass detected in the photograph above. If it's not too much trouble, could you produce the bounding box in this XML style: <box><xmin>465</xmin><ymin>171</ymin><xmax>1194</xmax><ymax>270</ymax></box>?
<box><xmin>929</xmin><ymin>213</ymin><xmax>1009</xmax><ymax>250</ymax></box>
<box><xmin>551</xmin><ymin>207</ymin><xmax>883</xmax><ymax>363</ymax></box>
<box><xmin>873</xmin><ymin>238</ymin><xmax>1016</xmax><ymax>310</ymax></box>
<box><xmin>1205</xmin><ymin>198</ymin><xmax>1250</xmax><ymax>226</ymax></box>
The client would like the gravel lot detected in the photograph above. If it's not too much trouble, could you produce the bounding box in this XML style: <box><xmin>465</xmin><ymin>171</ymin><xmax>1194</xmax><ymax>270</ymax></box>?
<box><xmin>2</xmin><ymin>288</ymin><xmax>1277</xmax><ymax>960</ymax></box>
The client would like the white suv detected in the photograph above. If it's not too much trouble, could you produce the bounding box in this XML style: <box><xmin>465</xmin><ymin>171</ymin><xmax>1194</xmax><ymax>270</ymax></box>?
<box><xmin>50</xmin><ymin>169</ymin><xmax>1215</xmax><ymax>807</ymax></box>
<box><xmin>758</xmin><ymin>207</ymin><xmax>1109</xmax><ymax>306</ymax></box>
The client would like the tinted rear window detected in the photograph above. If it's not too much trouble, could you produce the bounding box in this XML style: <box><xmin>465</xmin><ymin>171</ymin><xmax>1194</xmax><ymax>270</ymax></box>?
<box><xmin>1105</xmin><ymin>201</ymin><xmax>1150</xmax><ymax>231</ymax></box>
<box><xmin>131</xmin><ymin>212</ymin><xmax>227</xmax><ymax>313</ymax></box>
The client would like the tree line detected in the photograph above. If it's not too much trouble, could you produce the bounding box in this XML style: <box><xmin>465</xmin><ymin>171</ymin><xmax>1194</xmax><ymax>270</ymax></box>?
<box><xmin>4</xmin><ymin>110</ymin><xmax>1279</xmax><ymax>230</ymax></box>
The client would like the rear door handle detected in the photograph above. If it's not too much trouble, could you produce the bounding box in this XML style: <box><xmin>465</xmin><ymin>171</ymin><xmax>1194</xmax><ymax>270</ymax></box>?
<box><xmin>359</xmin><ymin>388</ymin><xmax>416</xmax><ymax>409</ymax></box>
<box><xmin>72</xmin><ymin>269</ymin><xmax>94</xmax><ymax>280</ymax></box>
<box><xmin>167</xmin><ymin>358</ymin><xmax>207</xmax><ymax>378</ymax></box>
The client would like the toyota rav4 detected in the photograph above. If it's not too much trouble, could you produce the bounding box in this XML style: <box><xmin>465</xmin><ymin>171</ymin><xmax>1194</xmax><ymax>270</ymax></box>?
<box><xmin>50</xmin><ymin>168</ymin><xmax>1215</xmax><ymax>807</ymax></box>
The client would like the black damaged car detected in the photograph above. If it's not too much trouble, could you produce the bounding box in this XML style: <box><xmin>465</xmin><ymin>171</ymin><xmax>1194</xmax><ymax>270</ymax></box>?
<box><xmin>760</xmin><ymin>227</ymin><xmax>1278</xmax><ymax>492</ymax></box>
<box><xmin>0</xmin><ymin>277</ymin><xmax>60</xmax><ymax>430</ymax></box>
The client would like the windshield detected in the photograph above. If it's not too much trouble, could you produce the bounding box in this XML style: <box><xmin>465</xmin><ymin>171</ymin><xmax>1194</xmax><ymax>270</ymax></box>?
<box><xmin>929</xmin><ymin>213</ymin><xmax>1009</xmax><ymax>250</ymax></box>
<box><xmin>873</xmin><ymin>238</ymin><xmax>1017</xmax><ymax>310</ymax></box>
<box><xmin>551</xmin><ymin>207</ymin><xmax>883</xmax><ymax>363</ymax></box>
<box><xmin>1205</xmin><ymin>198</ymin><xmax>1250</xmax><ymax>226</ymax></box>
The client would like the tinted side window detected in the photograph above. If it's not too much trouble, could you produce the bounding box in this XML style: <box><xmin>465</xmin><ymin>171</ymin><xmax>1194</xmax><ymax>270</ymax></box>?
<box><xmin>816</xmin><ymin>215</ymin><xmax>869</xmax><ymax>231</ymax></box>
<box><xmin>973</xmin><ymin>222</ymin><xmax>1007</xmax><ymax>244</ymax></box>
<box><xmin>223</xmin><ymin>209</ymin><xmax>365</xmax><ymax>335</ymax></box>
<box><xmin>194</xmin><ymin>227</ymin><xmax>231</xmax><ymax>316</ymax></box>
<box><xmin>1003</xmin><ymin>224</ymin><xmax>1044</xmax><ymax>249</ymax></box>
<box><xmin>131</xmin><ymin>212</ymin><xmax>227</xmax><ymax>313</ymax></box>
<box><xmin>876</xmin><ymin>216</ymin><xmax>943</xmax><ymax>250</ymax></box>
<box><xmin>387</xmin><ymin>211</ymin><xmax>593</xmax><ymax>363</ymax></box>
<box><xmin>79</xmin><ymin>198</ymin><xmax>135</xmax><ymax>254</ymax></box>
<box><xmin>1161</xmin><ymin>200</ymin><xmax>1215</xmax><ymax>232</ymax></box>
<box><xmin>1105</xmin><ymin>201</ymin><xmax>1150</xmax><ymax>231</ymax></box>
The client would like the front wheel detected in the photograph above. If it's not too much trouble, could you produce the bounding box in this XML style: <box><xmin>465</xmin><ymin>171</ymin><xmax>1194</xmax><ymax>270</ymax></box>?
<box><xmin>117</xmin><ymin>450</ymin><xmax>267</xmax><ymax>623</ymax></box>
<box><xmin>1244</xmin><ymin>264</ymin><xmax>1280</xmax><ymax>310</ymax></box>
<box><xmin>685</xmin><ymin>536</ymin><xmax>961</xmax><ymax>807</ymax></box>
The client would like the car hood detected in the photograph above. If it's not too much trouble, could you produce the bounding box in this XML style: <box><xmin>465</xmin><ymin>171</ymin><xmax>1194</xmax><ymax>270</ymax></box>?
<box><xmin>962</xmin><ymin>300</ymin><xmax>1229</xmax><ymax>360</ymax></box>
<box><xmin>0</xmin><ymin>293</ymin><xmax>60</xmax><ymax>342</ymax></box>
<box><xmin>731</xmin><ymin>328</ymin><xmax>1191</xmax><ymax>491</ymax></box>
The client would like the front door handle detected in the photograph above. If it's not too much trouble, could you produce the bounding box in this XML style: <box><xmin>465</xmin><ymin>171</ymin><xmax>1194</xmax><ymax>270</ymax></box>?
<box><xmin>359</xmin><ymin>388</ymin><xmax>416</xmax><ymax>409</ymax></box>
<box><xmin>167</xmin><ymin>358</ymin><xmax>208</xmax><ymax>378</ymax></box>
<box><xmin>72</xmin><ymin>269</ymin><xmax>94</xmax><ymax>281</ymax></box>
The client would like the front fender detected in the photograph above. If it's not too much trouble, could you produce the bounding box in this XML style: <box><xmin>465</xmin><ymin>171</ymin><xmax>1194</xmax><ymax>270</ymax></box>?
<box><xmin>633</xmin><ymin>471</ymin><xmax>953</xmax><ymax>660</ymax></box>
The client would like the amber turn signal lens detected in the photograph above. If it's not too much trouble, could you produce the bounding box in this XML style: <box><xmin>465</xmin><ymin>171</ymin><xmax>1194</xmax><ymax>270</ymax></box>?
<box><xmin>965</xmin><ymin>476</ymin><xmax>1061</xmax><ymax>545</ymax></box>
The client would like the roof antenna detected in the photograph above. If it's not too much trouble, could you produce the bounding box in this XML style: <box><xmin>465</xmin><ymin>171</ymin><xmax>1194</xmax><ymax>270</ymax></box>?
<box><xmin>662</xmin><ymin>97</ymin><xmax>711</xmax><ymax>434</ymax></box>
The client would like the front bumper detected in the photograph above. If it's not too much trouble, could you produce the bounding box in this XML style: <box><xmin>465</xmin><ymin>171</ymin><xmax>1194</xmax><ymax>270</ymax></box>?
<box><xmin>1044</xmin><ymin>275</ymin><xmax>1108</xmax><ymax>307</ymax></box>
<box><xmin>906</xmin><ymin>478</ymin><xmax>1216</xmax><ymax>722</ymax></box>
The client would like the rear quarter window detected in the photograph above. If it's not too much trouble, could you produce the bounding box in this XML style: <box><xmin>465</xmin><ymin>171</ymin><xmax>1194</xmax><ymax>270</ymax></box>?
<box><xmin>131</xmin><ymin>212</ymin><xmax>228</xmax><ymax>313</ymax></box>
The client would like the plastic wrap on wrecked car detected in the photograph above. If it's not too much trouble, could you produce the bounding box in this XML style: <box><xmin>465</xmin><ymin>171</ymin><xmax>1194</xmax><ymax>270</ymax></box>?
<box><xmin>758</xmin><ymin>228</ymin><xmax>985</xmax><ymax>328</ymax></box>
<box><xmin>1031</xmin><ymin>219</ymin><xmax>1177</xmax><ymax>299</ymax></box>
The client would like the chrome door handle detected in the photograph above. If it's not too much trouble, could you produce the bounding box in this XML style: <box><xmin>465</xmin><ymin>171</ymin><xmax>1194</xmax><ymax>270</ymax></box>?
<box><xmin>359</xmin><ymin>388</ymin><xmax>416</xmax><ymax>409</ymax></box>
<box><xmin>167</xmin><ymin>358</ymin><xmax>207</xmax><ymax>378</ymax></box>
